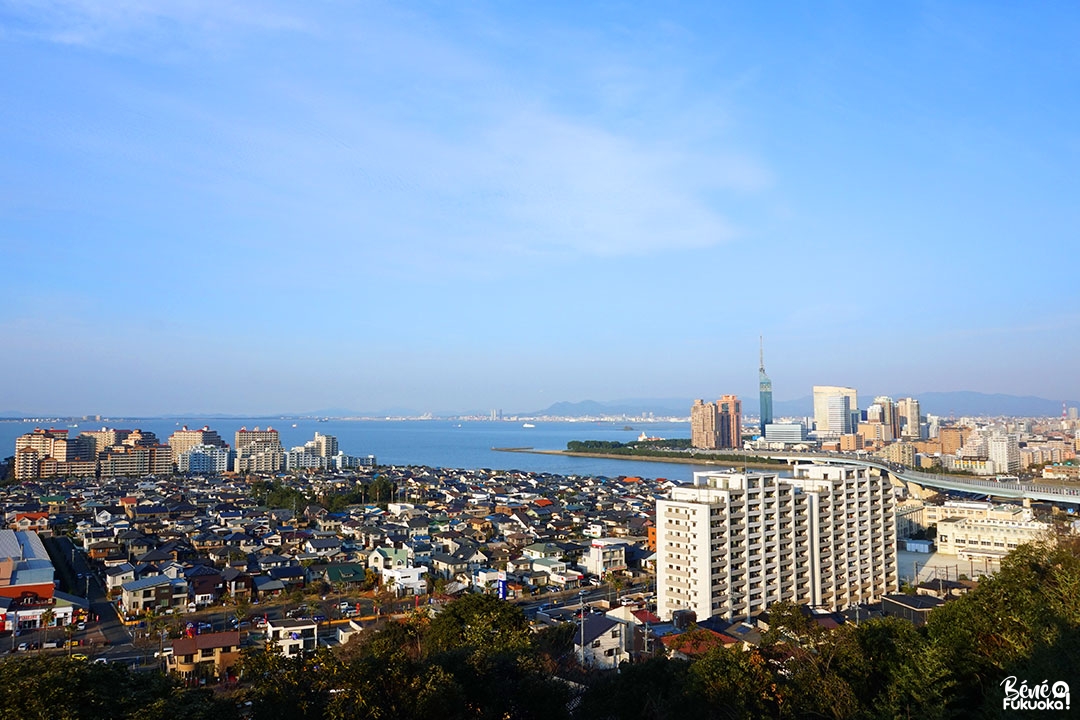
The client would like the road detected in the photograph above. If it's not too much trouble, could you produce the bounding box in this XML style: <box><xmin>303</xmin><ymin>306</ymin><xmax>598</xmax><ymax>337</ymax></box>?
<box><xmin>52</xmin><ymin>536</ymin><xmax>131</xmax><ymax>649</ymax></box>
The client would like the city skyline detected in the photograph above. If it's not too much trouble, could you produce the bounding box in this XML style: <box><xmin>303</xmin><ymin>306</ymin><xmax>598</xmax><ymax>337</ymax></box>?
<box><xmin>3</xmin><ymin>2</ymin><xmax>1079</xmax><ymax>415</ymax></box>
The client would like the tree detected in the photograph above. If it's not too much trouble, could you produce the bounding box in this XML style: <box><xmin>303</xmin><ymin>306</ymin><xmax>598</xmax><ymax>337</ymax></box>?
<box><xmin>39</xmin><ymin>608</ymin><xmax>54</xmax><ymax>651</ymax></box>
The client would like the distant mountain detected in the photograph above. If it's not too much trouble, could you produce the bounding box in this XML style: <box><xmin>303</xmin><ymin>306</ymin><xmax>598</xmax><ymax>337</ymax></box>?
<box><xmin>907</xmin><ymin>392</ymin><xmax>1080</xmax><ymax>418</ymax></box>
<box><xmin>527</xmin><ymin>392</ymin><xmax>1078</xmax><ymax>419</ymax></box>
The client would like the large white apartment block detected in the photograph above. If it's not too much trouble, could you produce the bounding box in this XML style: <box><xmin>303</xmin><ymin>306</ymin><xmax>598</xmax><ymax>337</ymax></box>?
<box><xmin>656</xmin><ymin>465</ymin><xmax>897</xmax><ymax>622</ymax></box>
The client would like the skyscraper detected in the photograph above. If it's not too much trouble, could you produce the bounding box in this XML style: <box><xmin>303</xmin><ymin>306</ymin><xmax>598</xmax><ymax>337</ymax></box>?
<box><xmin>758</xmin><ymin>337</ymin><xmax>773</xmax><ymax>434</ymax></box>
<box><xmin>691</xmin><ymin>396</ymin><xmax>742</xmax><ymax>450</ymax></box>
<box><xmin>718</xmin><ymin>395</ymin><xmax>743</xmax><ymax>449</ymax></box>
<box><xmin>813</xmin><ymin>386</ymin><xmax>858</xmax><ymax>435</ymax></box>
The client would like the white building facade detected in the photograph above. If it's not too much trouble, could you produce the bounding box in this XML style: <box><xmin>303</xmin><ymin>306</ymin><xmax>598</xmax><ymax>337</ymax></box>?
<box><xmin>656</xmin><ymin>466</ymin><xmax>897</xmax><ymax>622</ymax></box>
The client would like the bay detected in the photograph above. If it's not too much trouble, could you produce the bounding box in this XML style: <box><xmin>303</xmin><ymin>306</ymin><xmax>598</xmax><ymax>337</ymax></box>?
<box><xmin>0</xmin><ymin>417</ymin><xmax>742</xmax><ymax>482</ymax></box>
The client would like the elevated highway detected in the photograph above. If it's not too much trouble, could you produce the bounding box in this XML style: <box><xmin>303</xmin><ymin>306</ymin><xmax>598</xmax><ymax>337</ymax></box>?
<box><xmin>760</xmin><ymin>452</ymin><xmax>1080</xmax><ymax>505</ymax></box>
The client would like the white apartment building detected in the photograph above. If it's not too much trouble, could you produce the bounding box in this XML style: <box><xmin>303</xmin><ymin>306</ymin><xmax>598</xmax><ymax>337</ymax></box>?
<box><xmin>177</xmin><ymin>444</ymin><xmax>231</xmax><ymax>473</ymax></box>
<box><xmin>656</xmin><ymin>466</ymin><xmax>896</xmax><ymax>622</ymax></box>
<box><xmin>988</xmin><ymin>434</ymin><xmax>1021</xmax><ymax>474</ymax></box>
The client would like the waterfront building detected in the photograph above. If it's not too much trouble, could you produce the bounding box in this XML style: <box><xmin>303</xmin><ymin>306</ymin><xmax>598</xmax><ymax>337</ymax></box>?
<box><xmin>234</xmin><ymin>427</ymin><xmax>284</xmax><ymax>473</ymax></box>
<box><xmin>758</xmin><ymin>337</ymin><xmax>773</xmax><ymax>434</ymax></box>
<box><xmin>78</xmin><ymin>428</ymin><xmax>131</xmax><ymax>456</ymax></box>
<box><xmin>14</xmin><ymin>429</ymin><xmax>70</xmax><ymax>480</ymax></box>
<box><xmin>99</xmin><ymin>444</ymin><xmax>173</xmax><ymax>478</ymax></box>
<box><xmin>285</xmin><ymin>448</ymin><xmax>328</xmax><ymax>471</ymax></box>
<box><xmin>764</xmin><ymin>423</ymin><xmax>807</xmax><ymax>444</ymax></box>
<box><xmin>168</xmin><ymin>426</ymin><xmax>228</xmax><ymax>459</ymax></box>
<box><xmin>718</xmin><ymin>395</ymin><xmax>742</xmax><ymax>449</ymax></box>
<box><xmin>235</xmin><ymin>427</ymin><xmax>280</xmax><ymax>452</ymax></box>
<box><xmin>691</xmin><ymin>400</ymin><xmax>720</xmax><ymax>450</ymax></box>
<box><xmin>177</xmin><ymin>444</ymin><xmax>231</xmax><ymax>474</ymax></box>
<box><xmin>656</xmin><ymin>465</ymin><xmax>896</xmax><ymax>622</ymax></box>
<box><xmin>812</xmin><ymin>386</ymin><xmax>858</xmax><ymax>435</ymax></box>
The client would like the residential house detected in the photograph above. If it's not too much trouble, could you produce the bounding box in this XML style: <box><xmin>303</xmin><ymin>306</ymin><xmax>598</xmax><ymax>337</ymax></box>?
<box><xmin>266</xmin><ymin>618</ymin><xmax>318</xmax><ymax>656</ymax></box>
<box><xmin>166</xmin><ymin>630</ymin><xmax>241</xmax><ymax>681</ymax></box>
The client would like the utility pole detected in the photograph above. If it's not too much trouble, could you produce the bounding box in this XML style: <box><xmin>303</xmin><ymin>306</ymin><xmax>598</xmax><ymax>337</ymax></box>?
<box><xmin>578</xmin><ymin>590</ymin><xmax>586</xmax><ymax>668</ymax></box>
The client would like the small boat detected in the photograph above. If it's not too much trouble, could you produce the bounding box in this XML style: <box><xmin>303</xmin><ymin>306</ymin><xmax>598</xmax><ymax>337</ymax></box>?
<box><xmin>522</xmin><ymin>423</ymin><xmax>536</xmax><ymax>428</ymax></box>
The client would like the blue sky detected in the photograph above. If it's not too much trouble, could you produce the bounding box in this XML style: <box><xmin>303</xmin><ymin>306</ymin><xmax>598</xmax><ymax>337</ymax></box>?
<box><xmin>2</xmin><ymin>1</ymin><xmax>1078</xmax><ymax>415</ymax></box>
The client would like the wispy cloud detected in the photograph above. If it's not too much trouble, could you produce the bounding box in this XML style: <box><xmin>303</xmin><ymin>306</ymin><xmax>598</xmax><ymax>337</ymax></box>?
<box><xmin>0</xmin><ymin>0</ymin><xmax>309</xmax><ymax>50</ymax></box>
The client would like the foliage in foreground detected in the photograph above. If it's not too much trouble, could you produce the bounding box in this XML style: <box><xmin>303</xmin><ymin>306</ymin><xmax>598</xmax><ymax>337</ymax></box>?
<box><xmin>2</xmin><ymin>538</ymin><xmax>1078</xmax><ymax>719</ymax></box>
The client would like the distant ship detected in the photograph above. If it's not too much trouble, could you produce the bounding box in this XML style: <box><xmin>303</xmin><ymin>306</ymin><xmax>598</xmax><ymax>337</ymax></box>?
<box><xmin>522</xmin><ymin>423</ymin><xmax>536</xmax><ymax>428</ymax></box>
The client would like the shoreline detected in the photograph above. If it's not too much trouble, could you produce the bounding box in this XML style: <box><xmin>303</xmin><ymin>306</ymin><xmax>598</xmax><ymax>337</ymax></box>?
<box><xmin>492</xmin><ymin>447</ymin><xmax>793</xmax><ymax>471</ymax></box>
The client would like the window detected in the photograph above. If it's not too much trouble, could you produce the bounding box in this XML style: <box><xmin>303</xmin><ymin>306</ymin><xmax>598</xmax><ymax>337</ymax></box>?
<box><xmin>592</xmin><ymin>640</ymin><xmax>601</xmax><ymax>648</ymax></box>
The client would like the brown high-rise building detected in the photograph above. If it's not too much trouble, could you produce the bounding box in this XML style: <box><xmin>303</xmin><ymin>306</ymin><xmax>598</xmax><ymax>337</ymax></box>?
<box><xmin>718</xmin><ymin>395</ymin><xmax>742</xmax><ymax>449</ymax></box>
<box><xmin>939</xmin><ymin>427</ymin><xmax>968</xmax><ymax>456</ymax></box>
<box><xmin>691</xmin><ymin>396</ymin><xmax>742</xmax><ymax>450</ymax></box>
<box><xmin>691</xmin><ymin>400</ymin><xmax>719</xmax><ymax>450</ymax></box>
<box><xmin>169</xmin><ymin>426</ymin><xmax>228</xmax><ymax>458</ymax></box>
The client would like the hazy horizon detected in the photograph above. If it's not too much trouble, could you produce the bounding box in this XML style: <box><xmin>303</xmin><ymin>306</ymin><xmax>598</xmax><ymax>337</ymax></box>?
<box><xmin>3</xmin><ymin>2</ymin><xmax>1078</xmax><ymax>415</ymax></box>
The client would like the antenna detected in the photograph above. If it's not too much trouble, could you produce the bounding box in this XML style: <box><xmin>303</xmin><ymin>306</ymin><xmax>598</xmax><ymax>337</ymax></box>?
<box><xmin>759</xmin><ymin>335</ymin><xmax>765</xmax><ymax>372</ymax></box>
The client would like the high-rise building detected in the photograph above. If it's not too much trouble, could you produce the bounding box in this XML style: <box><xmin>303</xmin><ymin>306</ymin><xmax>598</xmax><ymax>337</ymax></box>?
<box><xmin>14</xmin><ymin>429</ymin><xmax>77</xmax><ymax>480</ymax></box>
<box><xmin>939</xmin><ymin>426</ymin><xmax>968</xmax><ymax>455</ymax></box>
<box><xmin>656</xmin><ymin>465</ymin><xmax>896</xmax><ymax>622</ymax></box>
<box><xmin>235</xmin><ymin>427</ymin><xmax>280</xmax><ymax>452</ymax></box>
<box><xmin>691</xmin><ymin>400</ymin><xmax>720</xmax><ymax>450</ymax></box>
<box><xmin>176</xmin><ymin>445</ymin><xmax>231</xmax><ymax>474</ymax></box>
<box><xmin>310</xmin><ymin>432</ymin><xmax>338</xmax><ymax>458</ymax></box>
<box><xmin>826</xmin><ymin>395</ymin><xmax>853</xmax><ymax>435</ymax></box>
<box><xmin>897</xmin><ymin>398</ymin><xmax>922</xmax><ymax>439</ymax></box>
<box><xmin>988</xmin><ymin>434</ymin><xmax>1021</xmax><ymax>474</ymax></box>
<box><xmin>234</xmin><ymin>427</ymin><xmax>284</xmax><ymax>473</ymax></box>
<box><xmin>872</xmin><ymin>397</ymin><xmax>900</xmax><ymax>440</ymax></box>
<box><xmin>1069</xmin><ymin>407</ymin><xmax>1079</xmax><ymax>422</ymax></box>
<box><xmin>78</xmin><ymin>428</ymin><xmax>131</xmax><ymax>456</ymax></box>
<box><xmin>813</xmin><ymin>386</ymin><xmax>858</xmax><ymax>435</ymax></box>
<box><xmin>168</xmin><ymin>426</ymin><xmax>228</xmax><ymax>459</ymax></box>
<box><xmin>691</xmin><ymin>397</ymin><xmax>742</xmax><ymax>450</ymax></box>
<box><xmin>758</xmin><ymin>337</ymin><xmax>773</xmax><ymax>434</ymax></box>
<box><xmin>718</xmin><ymin>395</ymin><xmax>742</xmax><ymax>449</ymax></box>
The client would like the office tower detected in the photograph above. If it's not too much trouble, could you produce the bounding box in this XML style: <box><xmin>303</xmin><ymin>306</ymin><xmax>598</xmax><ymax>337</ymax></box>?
<box><xmin>872</xmin><ymin>397</ymin><xmax>900</xmax><ymax>440</ymax></box>
<box><xmin>168</xmin><ymin>426</ymin><xmax>228</xmax><ymax>458</ymax></box>
<box><xmin>1070</xmin><ymin>407</ymin><xmax>1079</xmax><ymax>421</ymax></box>
<box><xmin>718</xmin><ymin>395</ymin><xmax>742</xmax><ymax>449</ymax></box>
<box><xmin>656</xmin><ymin>465</ymin><xmax>896</xmax><ymax>622</ymax></box>
<box><xmin>758</xmin><ymin>337</ymin><xmax>773</xmax><ymax>434</ymax></box>
<box><xmin>826</xmin><ymin>395</ymin><xmax>853</xmax><ymax>435</ymax></box>
<box><xmin>897</xmin><ymin>398</ymin><xmax>922</xmax><ymax>439</ymax></box>
<box><xmin>813</xmin><ymin>386</ymin><xmax>858</xmax><ymax>434</ymax></box>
